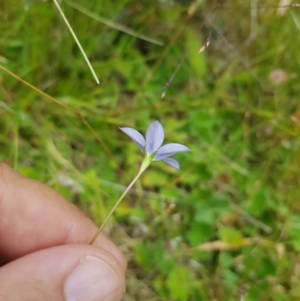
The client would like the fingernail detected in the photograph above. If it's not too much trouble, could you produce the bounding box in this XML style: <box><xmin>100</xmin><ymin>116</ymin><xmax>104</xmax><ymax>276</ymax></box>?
<box><xmin>64</xmin><ymin>256</ymin><xmax>121</xmax><ymax>301</ymax></box>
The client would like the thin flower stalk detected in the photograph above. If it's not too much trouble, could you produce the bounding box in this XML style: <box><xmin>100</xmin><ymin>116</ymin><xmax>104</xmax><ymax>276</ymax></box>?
<box><xmin>89</xmin><ymin>166</ymin><xmax>147</xmax><ymax>245</ymax></box>
<box><xmin>89</xmin><ymin>121</ymin><xmax>190</xmax><ymax>244</ymax></box>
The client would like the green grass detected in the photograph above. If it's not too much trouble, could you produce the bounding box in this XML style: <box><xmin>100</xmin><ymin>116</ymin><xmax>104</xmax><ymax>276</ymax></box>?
<box><xmin>1</xmin><ymin>0</ymin><xmax>300</xmax><ymax>300</ymax></box>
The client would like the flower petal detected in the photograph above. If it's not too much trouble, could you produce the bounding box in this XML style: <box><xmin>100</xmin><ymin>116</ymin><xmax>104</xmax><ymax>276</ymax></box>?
<box><xmin>119</xmin><ymin>127</ymin><xmax>146</xmax><ymax>153</ymax></box>
<box><xmin>145</xmin><ymin>121</ymin><xmax>164</xmax><ymax>155</ymax></box>
<box><xmin>154</xmin><ymin>143</ymin><xmax>191</xmax><ymax>160</ymax></box>
<box><xmin>161</xmin><ymin>158</ymin><xmax>180</xmax><ymax>169</ymax></box>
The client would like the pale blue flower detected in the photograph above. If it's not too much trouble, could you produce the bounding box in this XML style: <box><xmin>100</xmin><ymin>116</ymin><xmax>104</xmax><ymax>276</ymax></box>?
<box><xmin>120</xmin><ymin>121</ymin><xmax>191</xmax><ymax>170</ymax></box>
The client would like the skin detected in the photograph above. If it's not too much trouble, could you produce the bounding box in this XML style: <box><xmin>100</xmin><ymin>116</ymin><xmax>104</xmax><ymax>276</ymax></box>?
<box><xmin>0</xmin><ymin>163</ymin><xmax>126</xmax><ymax>300</ymax></box>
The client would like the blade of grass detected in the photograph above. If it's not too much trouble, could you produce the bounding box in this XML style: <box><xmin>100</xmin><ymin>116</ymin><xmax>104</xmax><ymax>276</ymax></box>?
<box><xmin>0</xmin><ymin>64</ymin><xmax>115</xmax><ymax>160</ymax></box>
<box><xmin>52</xmin><ymin>0</ymin><xmax>100</xmax><ymax>84</ymax></box>
<box><xmin>65</xmin><ymin>0</ymin><xmax>164</xmax><ymax>46</ymax></box>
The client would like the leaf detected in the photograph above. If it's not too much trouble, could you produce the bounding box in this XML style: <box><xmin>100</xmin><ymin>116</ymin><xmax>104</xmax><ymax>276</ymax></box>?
<box><xmin>186</xmin><ymin>222</ymin><xmax>214</xmax><ymax>247</ymax></box>
<box><xmin>287</xmin><ymin>215</ymin><xmax>300</xmax><ymax>251</ymax></box>
<box><xmin>247</xmin><ymin>188</ymin><xmax>270</xmax><ymax>215</ymax></box>
<box><xmin>135</xmin><ymin>241</ymin><xmax>166</xmax><ymax>271</ymax></box>
<box><xmin>218</xmin><ymin>226</ymin><xmax>243</xmax><ymax>244</ymax></box>
<box><xmin>186</xmin><ymin>29</ymin><xmax>207</xmax><ymax>79</ymax></box>
<box><xmin>166</xmin><ymin>266</ymin><xmax>190</xmax><ymax>301</ymax></box>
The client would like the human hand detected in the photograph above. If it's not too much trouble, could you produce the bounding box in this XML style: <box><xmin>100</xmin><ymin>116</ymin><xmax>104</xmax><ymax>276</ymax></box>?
<box><xmin>0</xmin><ymin>163</ymin><xmax>126</xmax><ymax>301</ymax></box>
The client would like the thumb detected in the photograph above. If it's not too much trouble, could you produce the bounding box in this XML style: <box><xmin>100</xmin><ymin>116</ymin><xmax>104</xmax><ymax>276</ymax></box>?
<box><xmin>0</xmin><ymin>244</ymin><xmax>125</xmax><ymax>301</ymax></box>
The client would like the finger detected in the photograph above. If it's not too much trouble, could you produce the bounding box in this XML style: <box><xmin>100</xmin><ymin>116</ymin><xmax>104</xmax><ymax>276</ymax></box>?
<box><xmin>0</xmin><ymin>163</ymin><xmax>126</xmax><ymax>271</ymax></box>
<box><xmin>0</xmin><ymin>244</ymin><xmax>125</xmax><ymax>301</ymax></box>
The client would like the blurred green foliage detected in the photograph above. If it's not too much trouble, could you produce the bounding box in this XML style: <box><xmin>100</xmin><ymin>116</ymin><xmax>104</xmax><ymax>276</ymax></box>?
<box><xmin>1</xmin><ymin>0</ymin><xmax>300</xmax><ymax>300</ymax></box>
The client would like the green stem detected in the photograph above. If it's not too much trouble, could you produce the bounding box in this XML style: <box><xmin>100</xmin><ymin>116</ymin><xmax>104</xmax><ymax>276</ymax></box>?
<box><xmin>89</xmin><ymin>158</ymin><xmax>151</xmax><ymax>245</ymax></box>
